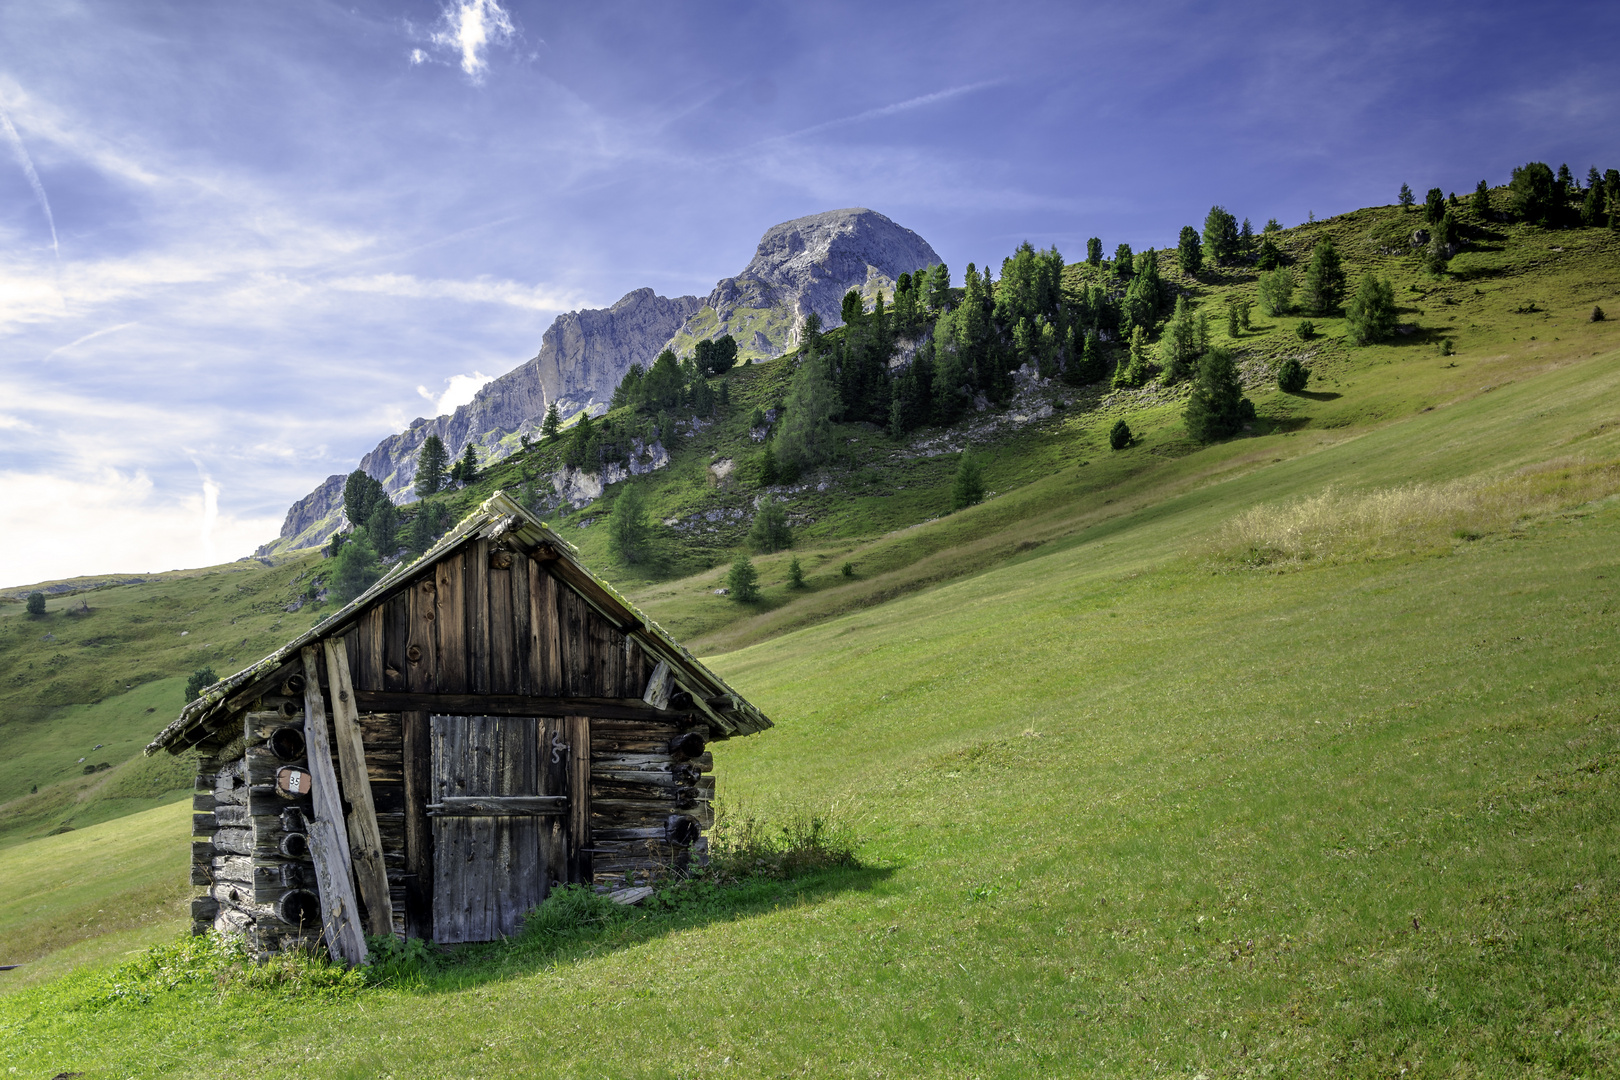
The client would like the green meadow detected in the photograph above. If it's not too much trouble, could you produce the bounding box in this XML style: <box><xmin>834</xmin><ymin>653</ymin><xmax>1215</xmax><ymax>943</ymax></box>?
<box><xmin>2</xmin><ymin>197</ymin><xmax>1619</xmax><ymax>1075</ymax></box>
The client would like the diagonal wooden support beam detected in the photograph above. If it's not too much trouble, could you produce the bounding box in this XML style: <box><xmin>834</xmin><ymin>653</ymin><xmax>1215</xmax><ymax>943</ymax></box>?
<box><xmin>299</xmin><ymin>645</ymin><xmax>367</xmax><ymax>967</ymax></box>
<box><xmin>324</xmin><ymin>637</ymin><xmax>395</xmax><ymax>939</ymax></box>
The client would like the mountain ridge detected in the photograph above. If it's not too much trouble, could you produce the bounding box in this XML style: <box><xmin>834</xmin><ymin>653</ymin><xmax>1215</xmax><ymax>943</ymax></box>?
<box><xmin>259</xmin><ymin>208</ymin><xmax>941</xmax><ymax>556</ymax></box>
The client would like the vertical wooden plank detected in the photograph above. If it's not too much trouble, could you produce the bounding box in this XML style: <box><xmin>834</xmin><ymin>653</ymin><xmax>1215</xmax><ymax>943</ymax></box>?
<box><xmin>539</xmin><ymin>716</ymin><xmax>569</xmax><ymax>894</ymax></box>
<box><xmin>299</xmin><ymin>645</ymin><xmax>366</xmax><ymax>966</ymax></box>
<box><xmin>488</xmin><ymin>560</ymin><xmax>514</xmax><ymax>695</ymax></box>
<box><xmin>430</xmin><ymin>714</ymin><xmax>459</xmax><ymax>942</ymax></box>
<box><xmin>558</xmin><ymin>586</ymin><xmax>587</xmax><ymax>697</ymax></box>
<box><xmin>407</xmin><ymin>576</ymin><xmax>438</xmax><ymax>694</ymax></box>
<box><xmin>435</xmin><ymin>552</ymin><xmax>467</xmax><ymax>693</ymax></box>
<box><xmin>402</xmin><ymin>708</ymin><xmax>432</xmax><ymax>939</ymax></box>
<box><xmin>528</xmin><ymin>561</ymin><xmax>561</xmax><ymax>696</ymax></box>
<box><xmin>323</xmin><ymin>638</ymin><xmax>395</xmax><ymax>938</ymax></box>
<box><xmin>469</xmin><ymin>539</ymin><xmax>491</xmax><ymax>695</ymax></box>
<box><xmin>510</xmin><ymin>552</ymin><xmax>531</xmax><ymax>696</ymax></box>
<box><xmin>363</xmin><ymin>607</ymin><xmax>385</xmax><ymax>692</ymax></box>
<box><xmin>384</xmin><ymin>592</ymin><xmax>410</xmax><ymax>692</ymax></box>
<box><xmin>567</xmin><ymin>715</ymin><xmax>591</xmax><ymax>884</ymax></box>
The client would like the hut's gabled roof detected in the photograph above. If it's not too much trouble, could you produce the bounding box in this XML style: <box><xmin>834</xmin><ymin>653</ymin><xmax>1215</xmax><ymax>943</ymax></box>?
<box><xmin>146</xmin><ymin>491</ymin><xmax>771</xmax><ymax>755</ymax></box>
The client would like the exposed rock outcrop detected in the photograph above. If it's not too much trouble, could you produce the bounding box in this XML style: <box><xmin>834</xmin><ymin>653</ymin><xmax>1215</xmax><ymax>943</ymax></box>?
<box><xmin>261</xmin><ymin>209</ymin><xmax>940</xmax><ymax>554</ymax></box>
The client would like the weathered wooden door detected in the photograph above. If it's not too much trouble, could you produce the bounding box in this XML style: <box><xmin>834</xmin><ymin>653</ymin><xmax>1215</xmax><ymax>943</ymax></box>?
<box><xmin>429</xmin><ymin>714</ymin><xmax>573</xmax><ymax>943</ymax></box>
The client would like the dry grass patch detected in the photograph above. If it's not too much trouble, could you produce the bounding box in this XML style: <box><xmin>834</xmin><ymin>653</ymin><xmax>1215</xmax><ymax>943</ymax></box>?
<box><xmin>1204</xmin><ymin>457</ymin><xmax>1620</xmax><ymax>567</ymax></box>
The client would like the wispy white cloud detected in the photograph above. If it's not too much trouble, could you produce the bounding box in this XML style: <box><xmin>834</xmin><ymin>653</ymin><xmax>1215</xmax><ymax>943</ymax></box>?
<box><xmin>41</xmin><ymin>320</ymin><xmax>139</xmax><ymax>362</ymax></box>
<box><xmin>0</xmin><ymin>104</ymin><xmax>59</xmax><ymax>258</ymax></box>
<box><xmin>326</xmin><ymin>272</ymin><xmax>582</xmax><ymax>312</ymax></box>
<box><xmin>429</xmin><ymin>0</ymin><xmax>516</xmax><ymax>83</ymax></box>
<box><xmin>757</xmin><ymin>81</ymin><xmax>1006</xmax><ymax>147</ymax></box>
<box><xmin>417</xmin><ymin>371</ymin><xmax>494</xmax><ymax>416</ymax></box>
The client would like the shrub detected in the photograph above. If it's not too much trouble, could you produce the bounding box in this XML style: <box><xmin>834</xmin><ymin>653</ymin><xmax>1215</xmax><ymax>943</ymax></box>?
<box><xmin>1296</xmin><ymin>320</ymin><xmax>1316</xmax><ymax>340</ymax></box>
<box><xmin>184</xmin><ymin>667</ymin><xmax>218</xmax><ymax>704</ymax></box>
<box><xmin>1593</xmin><ymin>306</ymin><xmax>1607</xmax><ymax>323</ymax></box>
<box><xmin>25</xmin><ymin>591</ymin><xmax>45</xmax><ymax>615</ymax></box>
<box><xmin>787</xmin><ymin>557</ymin><xmax>805</xmax><ymax>589</ymax></box>
<box><xmin>841</xmin><ymin>561</ymin><xmax>855</xmax><ymax>578</ymax></box>
<box><xmin>726</xmin><ymin>556</ymin><xmax>759</xmax><ymax>602</ymax></box>
<box><xmin>1277</xmin><ymin>357</ymin><xmax>1309</xmax><ymax>393</ymax></box>
<box><xmin>1109</xmin><ymin>419</ymin><xmax>1132</xmax><ymax>449</ymax></box>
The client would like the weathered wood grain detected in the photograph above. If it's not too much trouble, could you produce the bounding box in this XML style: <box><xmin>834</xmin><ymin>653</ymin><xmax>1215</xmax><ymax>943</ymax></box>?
<box><xmin>299</xmin><ymin>645</ymin><xmax>366</xmax><ymax>966</ymax></box>
<box><xmin>402</xmin><ymin>708</ymin><xmax>432</xmax><ymax>940</ymax></box>
<box><xmin>323</xmin><ymin>637</ymin><xmax>394</xmax><ymax>938</ymax></box>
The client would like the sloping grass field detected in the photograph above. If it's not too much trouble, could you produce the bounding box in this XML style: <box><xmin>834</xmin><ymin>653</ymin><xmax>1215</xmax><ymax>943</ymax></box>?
<box><xmin>3</xmin><ymin>307</ymin><xmax>1620</xmax><ymax>1074</ymax></box>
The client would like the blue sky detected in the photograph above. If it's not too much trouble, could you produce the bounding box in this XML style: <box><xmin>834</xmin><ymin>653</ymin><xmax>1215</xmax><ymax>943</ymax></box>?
<box><xmin>2</xmin><ymin>0</ymin><xmax>1617</xmax><ymax>586</ymax></box>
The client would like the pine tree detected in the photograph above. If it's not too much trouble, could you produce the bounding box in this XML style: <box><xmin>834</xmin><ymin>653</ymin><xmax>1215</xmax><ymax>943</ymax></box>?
<box><xmin>1109</xmin><ymin>420</ymin><xmax>1132</xmax><ymax>450</ymax></box>
<box><xmin>758</xmin><ymin>442</ymin><xmax>779</xmax><ymax>486</ymax></box>
<box><xmin>776</xmin><ymin>356</ymin><xmax>839</xmax><ymax>474</ymax></box>
<box><xmin>540</xmin><ymin>402</ymin><xmax>563</xmax><ymax>442</ymax></box>
<box><xmin>331</xmin><ymin>531</ymin><xmax>383</xmax><ymax>602</ymax></box>
<box><xmin>1471</xmin><ymin>179</ymin><xmax>1491</xmax><ymax>216</ymax></box>
<box><xmin>1086</xmin><ymin>238</ymin><xmax>1103</xmax><ymax>267</ymax></box>
<box><xmin>1255</xmin><ymin>234</ymin><xmax>1283</xmax><ymax>271</ymax></box>
<box><xmin>1226</xmin><ymin>298</ymin><xmax>1241</xmax><ymax>338</ymax></box>
<box><xmin>608</xmin><ymin>483</ymin><xmax>651</xmax><ymax>565</ymax></box>
<box><xmin>1113</xmin><ymin>326</ymin><xmax>1154</xmax><ymax>389</ymax></box>
<box><xmin>185</xmin><ymin>666</ymin><xmax>218</xmax><ymax>703</ymax></box>
<box><xmin>726</xmin><ymin>556</ymin><xmax>759</xmax><ymax>602</ymax></box>
<box><xmin>1183</xmin><ymin>348</ymin><xmax>1253</xmax><ymax>442</ymax></box>
<box><xmin>748</xmin><ymin>495</ymin><xmax>792</xmax><ymax>553</ymax></box>
<box><xmin>1113</xmin><ymin>243</ymin><xmax>1134</xmax><ymax>277</ymax></box>
<box><xmin>1202</xmin><ymin>206</ymin><xmax>1240</xmax><ymax>265</ymax></box>
<box><xmin>1509</xmin><ymin>162</ymin><xmax>1558</xmax><ymax>225</ymax></box>
<box><xmin>366</xmin><ymin>501</ymin><xmax>399</xmax><ymax>556</ymax></box>
<box><xmin>1177</xmin><ymin>225</ymin><xmax>1203</xmax><ymax>275</ymax></box>
<box><xmin>951</xmin><ymin>451</ymin><xmax>984</xmax><ymax>510</ymax></box>
<box><xmin>1345</xmin><ymin>272</ymin><xmax>1398</xmax><ymax>344</ymax></box>
<box><xmin>406</xmin><ymin>499</ymin><xmax>448</xmax><ymax>555</ymax></box>
<box><xmin>1425</xmin><ymin>187</ymin><xmax>1446</xmax><ymax>224</ymax></box>
<box><xmin>1157</xmin><ymin>296</ymin><xmax>1202</xmax><ymax>383</ymax></box>
<box><xmin>788</xmin><ymin>557</ymin><xmax>805</xmax><ymax>589</ymax></box>
<box><xmin>1300</xmin><ymin>238</ymin><xmax>1345</xmax><ymax>316</ymax></box>
<box><xmin>1582</xmin><ymin>183</ymin><xmax>1605</xmax><ymax>227</ymax></box>
<box><xmin>343</xmin><ymin>470</ymin><xmax>386</xmax><ymax>530</ymax></box>
<box><xmin>924</xmin><ymin>264</ymin><xmax>952</xmax><ymax>316</ymax></box>
<box><xmin>414</xmin><ymin>435</ymin><xmax>449</xmax><ymax>498</ymax></box>
<box><xmin>454</xmin><ymin>442</ymin><xmax>479</xmax><ymax>485</ymax></box>
<box><xmin>1070</xmin><ymin>332</ymin><xmax>1106</xmax><ymax>385</ymax></box>
<box><xmin>1399</xmin><ymin>183</ymin><xmax>1415</xmax><ymax>211</ymax></box>
<box><xmin>1240</xmin><ymin>217</ymin><xmax>1255</xmax><ymax>255</ymax></box>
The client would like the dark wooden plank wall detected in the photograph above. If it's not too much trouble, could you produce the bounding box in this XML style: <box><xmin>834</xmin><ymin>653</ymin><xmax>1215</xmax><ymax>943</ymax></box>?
<box><xmin>349</xmin><ymin>545</ymin><xmax>654</xmax><ymax>700</ymax></box>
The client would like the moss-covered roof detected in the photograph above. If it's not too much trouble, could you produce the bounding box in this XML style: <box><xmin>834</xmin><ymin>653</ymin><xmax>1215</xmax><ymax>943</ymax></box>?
<box><xmin>146</xmin><ymin>491</ymin><xmax>771</xmax><ymax>754</ymax></box>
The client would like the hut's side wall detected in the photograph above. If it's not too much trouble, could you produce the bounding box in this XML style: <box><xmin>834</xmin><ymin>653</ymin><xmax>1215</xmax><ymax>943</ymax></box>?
<box><xmin>590</xmin><ymin>720</ymin><xmax>715</xmax><ymax>891</ymax></box>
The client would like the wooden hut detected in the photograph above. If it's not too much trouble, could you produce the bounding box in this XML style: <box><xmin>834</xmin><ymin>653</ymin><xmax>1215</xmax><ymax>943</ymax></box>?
<box><xmin>145</xmin><ymin>492</ymin><xmax>771</xmax><ymax>964</ymax></box>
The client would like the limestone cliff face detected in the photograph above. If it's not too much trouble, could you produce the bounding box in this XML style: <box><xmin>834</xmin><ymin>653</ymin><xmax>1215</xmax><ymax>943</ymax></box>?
<box><xmin>667</xmin><ymin>208</ymin><xmax>942</xmax><ymax>361</ymax></box>
<box><xmin>260</xmin><ymin>209</ymin><xmax>940</xmax><ymax>554</ymax></box>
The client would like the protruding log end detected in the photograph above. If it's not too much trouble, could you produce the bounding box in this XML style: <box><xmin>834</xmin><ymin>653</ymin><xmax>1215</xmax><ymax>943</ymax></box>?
<box><xmin>267</xmin><ymin>726</ymin><xmax>306</xmax><ymax>762</ymax></box>
<box><xmin>282</xmin><ymin>674</ymin><xmax>307</xmax><ymax>696</ymax></box>
<box><xmin>666</xmin><ymin>815</ymin><xmax>701</xmax><ymax>847</ymax></box>
<box><xmin>280</xmin><ymin>832</ymin><xmax>310</xmax><ymax>859</ymax></box>
<box><xmin>278</xmin><ymin>889</ymin><xmax>321</xmax><ymax>929</ymax></box>
<box><xmin>669</xmin><ymin>731</ymin><xmax>706</xmax><ymax>761</ymax></box>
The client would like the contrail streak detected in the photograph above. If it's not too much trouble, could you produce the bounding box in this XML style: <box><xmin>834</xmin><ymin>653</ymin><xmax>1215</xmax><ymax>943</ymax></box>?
<box><xmin>0</xmin><ymin>107</ymin><xmax>59</xmax><ymax>259</ymax></box>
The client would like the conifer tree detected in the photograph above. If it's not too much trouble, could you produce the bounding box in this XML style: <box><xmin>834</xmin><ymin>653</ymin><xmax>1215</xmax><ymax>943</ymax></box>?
<box><xmin>951</xmin><ymin>451</ymin><xmax>984</xmax><ymax>510</ymax></box>
<box><xmin>1255</xmin><ymin>234</ymin><xmax>1283</xmax><ymax>271</ymax></box>
<box><xmin>748</xmin><ymin>495</ymin><xmax>792</xmax><ymax>553</ymax></box>
<box><xmin>608</xmin><ymin>483</ymin><xmax>651</xmax><ymax>565</ymax></box>
<box><xmin>1157</xmin><ymin>296</ymin><xmax>1201</xmax><ymax>383</ymax></box>
<box><xmin>776</xmin><ymin>355</ymin><xmax>840</xmax><ymax>473</ymax></box>
<box><xmin>1276</xmin><ymin>356</ymin><xmax>1309</xmax><ymax>393</ymax></box>
<box><xmin>1582</xmin><ymin>183</ymin><xmax>1605</xmax><ymax>227</ymax></box>
<box><xmin>1071</xmin><ymin>332</ymin><xmax>1106</xmax><ymax>385</ymax></box>
<box><xmin>414</xmin><ymin>435</ymin><xmax>449</xmax><ymax>498</ymax></box>
<box><xmin>1113</xmin><ymin>243</ymin><xmax>1134</xmax><ymax>277</ymax></box>
<box><xmin>1086</xmin><ymin>238</ymin><xmax>1103</xmax><ymax>267</ymax></box>
<box><xmin>1202</xmin><ymin>206</ymin><xmax>1240</xmax><ymax>265</ymax></box>
<box><xmin>185</xmin><ymin>666</ymin><xmax>218</xmax><ymax>703</ymax></box>
<box><xmin>1183</xmin><ymin>348</ymin><xmax>1253</xmax><ymax>442</ymax></box>
<box><xmin>757</xmin><ymin>442</ymin><xmax>778</xmax><ymax>486</ymax></box>
<box><xmin>726</xmin><ymin>556</ymin><xmax>759</xmax><ymax>602</ymax></box>
<box><xmin>788</xmin><ymin>557</ymin><xmax>805</xmax><ymax>589</ymax></box>
<box><xmin>1425</xmin><ymin>188</ymin><xmax>1446</xmax><ymax>224</ymax></box>
<box><xmin>25</xmin><ymin>591</ymin><xmax>45</xmax><ymax>616</ymax></box>
<box><xmin>1239</xmin><ymin>217</ymin><xmax>1255</xmax><ymax>254</ymax></box>
<box><xmin>1345</xmin><ymin>272</ymin><xmax>1398</xmax><ymax>344</ymax></box>
<box><xmin>343</xmin><ymin>470</ymin><xmax>386</xmax><ymax>531</ymax></box>
<box><xmin>453</xmin><ymin>442</ymin><xmax>479</xmax><ymax>484</ymax></box>
<box><xmin>1399</xmin><ymin>183</ymin><xmax>1415</xmax><ymax>211</ymax></box>
<box><xmin>925</xmin><ymin>264</ymin><xmax>952</xmax><ymax>316</ymax></box>
<box><xmin>1509</xmin><ymin>162</ymin><xmax>1558</xmax><ymax>225</ymax></box>
<box><xmin>1109</xmin><ymin>420</ymin><xmax>1131</xmax><ymax>450</ymax></box>
<box><xmin>1300</xmin><ymin>238</ymin><xmax>1345</xmax><ymax>316</ymax></box>
<box><xmin>331</xmin><ymin>531</ymin><xmax>383</xmax><ymax>602</ymax></box>
<box><xmin>367</xmin><ymin>501</ymin><xmax>398</xmax><ymax>556</ymax></box>
<box><xmin>1470</xmin><ymin>179</ymin><xmax>1491</xmax><ymax>216</ymax></box>
<box><xmin>1112</xmin><ymin>326</ymin><xmax>1154</xmax><ymax>389</ymax></box>
<box><xmin>1177</xmin><ymin>225</ymin><xmax>1203</xmax><ymax>275</ymax></box>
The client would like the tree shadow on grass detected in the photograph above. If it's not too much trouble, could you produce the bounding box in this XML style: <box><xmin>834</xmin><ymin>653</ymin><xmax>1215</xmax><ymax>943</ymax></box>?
<box><xmin>1287</xmin><ymin>389</ymin><xmax>1342</xmax><ymax>401</ymax></box>
<box><xmin>383</xmin><ymin>864</ymin><xmax>896</xmax><ymax>995</ymax></box>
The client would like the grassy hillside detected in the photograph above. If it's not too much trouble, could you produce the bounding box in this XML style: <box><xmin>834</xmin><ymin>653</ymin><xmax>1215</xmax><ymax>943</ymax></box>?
<box><xmin>1</xmin><ymin>191</ymin><xmax>1619</xmax><ymax>1074</ymax></box>
<box><xmin>3</xmin><ymin>330</ymin><xmax>1620</xmax><ymax>1074</ymax></box>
